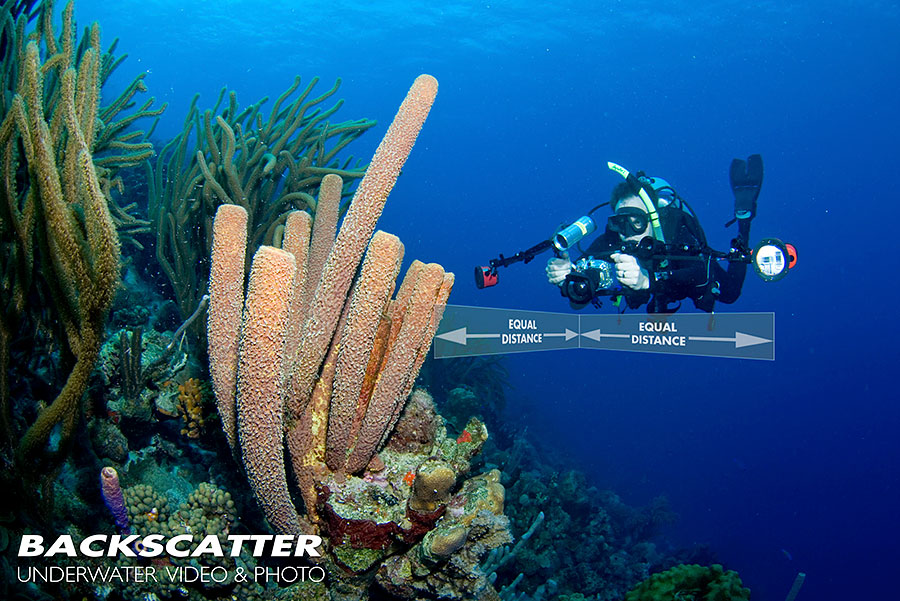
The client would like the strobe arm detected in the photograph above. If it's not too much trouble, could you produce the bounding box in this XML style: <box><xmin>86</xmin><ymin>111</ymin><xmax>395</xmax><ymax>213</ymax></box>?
<box><xmin>475</xmin><ymin>239</ymin><xmax>555</xmax><ymax>288</ymax></box>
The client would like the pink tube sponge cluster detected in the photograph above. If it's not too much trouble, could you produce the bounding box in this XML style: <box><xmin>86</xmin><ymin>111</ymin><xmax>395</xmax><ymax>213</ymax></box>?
<box><xmin>207</xmin><ymin>75</ymin><xmax>452</xmax><ymax>532</ymax></box>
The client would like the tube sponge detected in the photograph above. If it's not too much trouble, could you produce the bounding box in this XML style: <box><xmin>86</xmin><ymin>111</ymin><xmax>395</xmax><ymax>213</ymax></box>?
<box><xmin>784</xmin><ymin>572</ymin><xmax>806</xmax><ymax>601</ymax></box>
<box><xmin>100</xmin><ymin>467</ymin><xmax>129</xmax><ymax>534</ymax></box>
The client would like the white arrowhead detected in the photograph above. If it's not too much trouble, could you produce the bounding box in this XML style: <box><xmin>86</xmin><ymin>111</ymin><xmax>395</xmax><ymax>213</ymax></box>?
<box><xmin>735</xmin><ymin>331</ymin><xmax>772</xmax><ymax>348</ymax></box>
<box><xmin>565</xmin><ymin>328</ymin><xmax>578</xmax><ymax>341</ymax></box>
<box><xmin>436</xmin><ymin>327</ymin><xmax>468</xmax><ymax>345</ymax></box>
<box><xmin>582</xmin><ymin>328</ymin><xmax>603</xmax><ymax>342</ymax></box>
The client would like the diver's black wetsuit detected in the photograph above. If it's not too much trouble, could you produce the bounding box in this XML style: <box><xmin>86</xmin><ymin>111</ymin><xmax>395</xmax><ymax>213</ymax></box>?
<box><xmin>576</xmin><ymin>206</ymin><xmax>748</xmax><ymax>313</ymax></box>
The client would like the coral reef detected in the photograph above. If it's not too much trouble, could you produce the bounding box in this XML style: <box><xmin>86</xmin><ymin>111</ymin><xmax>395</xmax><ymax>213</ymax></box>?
<box><xmin>176</xmin><ymin>377</ymin><xmax>211</xmax><ymax>439</ymax></box>
<box><xmin>625</xmin><ymin>563</ymin><xmax>751</xmax><ymax>601</ymax></box>
<box><xmin>114</xmin><ymin>480</ymin><xmax>252</xmax><ymax>601</ymax></box>
<box><xmin>385</xmin><ymin>388</ymin><xmax>440</xmax><ymax>453</ymax></box>
<box><xmin>477</xmin><ymin>432</ymin><xmax>684</xmax><ymax>601</ymax></box>
<box><xmin>420</xmin><ymin>355</ymin><xmax>510</xmax><ymax>435</ymax></box>
<box><xmin>0</xmin><ymin>0</ymin><xmax>162</xmax><ymax>499</ymax></box>
<box><xmin>95</xmin><ymin>321</ymin><xmax>207</xmax><ymax>445</ymax></box>
<box><xmin>307</xmin><ymin>392</ymin><xmax>509</xmax><ymax>599</ymax></box>
<box><xmin>0</xmin><ymin>8</ymin><xmax>748</xmax><ymax>601</ymax></box>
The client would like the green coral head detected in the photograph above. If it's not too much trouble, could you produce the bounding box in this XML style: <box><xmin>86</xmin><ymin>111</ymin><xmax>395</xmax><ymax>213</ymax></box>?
<box><xmin>625</xmin><ymin>563</ymin><xmax>751</xmax><ymax>601</ymax></box>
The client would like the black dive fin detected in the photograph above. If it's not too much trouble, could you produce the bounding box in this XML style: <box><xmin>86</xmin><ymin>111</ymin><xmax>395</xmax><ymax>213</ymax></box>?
<box><xmin>730</xmin><ymin>154</ymin><xmax>763</xmax><ymax>222</ymax></box>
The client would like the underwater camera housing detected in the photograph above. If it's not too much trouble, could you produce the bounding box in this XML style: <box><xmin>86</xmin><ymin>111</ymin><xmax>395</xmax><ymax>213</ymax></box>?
<box><xmin>561</xmin><ymin>257</ymin><xmax>620</xmax><ymax>304</ymax></box>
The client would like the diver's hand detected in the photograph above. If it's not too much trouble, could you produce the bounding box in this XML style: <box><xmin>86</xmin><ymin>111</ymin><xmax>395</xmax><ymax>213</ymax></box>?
<box><xmin>610</xmin><ymin>252</ymin><xmax>649</xmax><ymax>290</ymax></box>
<box><xmin>546</xmin><ymin>253</ymin><xmax>572</xmax><ymax>286</ymax></box>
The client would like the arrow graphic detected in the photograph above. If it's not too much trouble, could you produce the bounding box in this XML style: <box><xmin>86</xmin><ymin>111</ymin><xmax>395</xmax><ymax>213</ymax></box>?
<box><xmin>544</xmin><ymin>329</ymin><xmax>579</xmax><ymax>341</ymax></box>
<box><xmin>435</xmin><ymin>327</ymin><xmax>500</xmax><ymax>346</ymax></box>
<box><xmin>688</xmin><ymin>331</ymin><xmax>772</xmax><ymax>348</ymax></box>
<box><xmin>434</xmin><ymin>306</ymin><xmax>774</xmax><ymax>360</ymax></box>
<box><xmin>437</xmin><ymin>327</ymin><xmax>580</xmax><ymax>345</ymax></box>
<box><xmin>581</xmin><ymin>328</ymin><xmax>629</xmax><ymax>342</ymax></box>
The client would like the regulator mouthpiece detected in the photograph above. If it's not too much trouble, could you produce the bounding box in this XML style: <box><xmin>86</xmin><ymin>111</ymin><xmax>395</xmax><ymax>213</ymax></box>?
<box><xmin>553</xmin><ymin>216</ymin><xmax>596</xmax><ymax>252</ymax></box>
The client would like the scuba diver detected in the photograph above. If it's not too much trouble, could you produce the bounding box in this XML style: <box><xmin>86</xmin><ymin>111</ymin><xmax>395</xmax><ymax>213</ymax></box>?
<box><xmin>475</xmin><ymin>155</ymin><xmax>795</xmax><ymax>313</ymax></box>
<box><xmin>546</xmin><ymin>154</ymin><xmax>763</xmax><ymax>313</ymax></box>
<box><xmin>545</xmin><ymin>156</ymin><xmax>764</xmax><ymax>313</ymax></box>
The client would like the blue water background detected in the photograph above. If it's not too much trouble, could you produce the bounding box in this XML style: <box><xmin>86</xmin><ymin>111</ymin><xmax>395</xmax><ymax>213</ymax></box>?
<box><xmin>70</xmin><ymin>1</ymin><xmax>899</xmax><ymax>599</ymax></box>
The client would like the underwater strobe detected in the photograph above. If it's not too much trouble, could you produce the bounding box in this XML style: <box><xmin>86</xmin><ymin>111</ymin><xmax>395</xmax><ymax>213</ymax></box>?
<box><xmin>750</xmin><ymin>237</ymin><xmax>797</xmax><ymax>282</ymax></box>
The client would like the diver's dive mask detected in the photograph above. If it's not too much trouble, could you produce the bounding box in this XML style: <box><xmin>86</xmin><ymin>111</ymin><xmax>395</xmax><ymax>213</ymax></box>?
<box><xmin>608</xmin><ymin>207</ymin><xmax>650</xmax><ymax>237</ymax></box>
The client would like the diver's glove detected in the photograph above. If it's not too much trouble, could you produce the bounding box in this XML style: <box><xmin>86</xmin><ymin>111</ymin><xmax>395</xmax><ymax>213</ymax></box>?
<box><xmin>730</xmin><ymin>154</ymin><xmax>763</xmax><ymax>221</ymax></box>
<box><xmin>546</xmin><ymin>253</ymin><xmax>572</xmax><ymax>286</ymax></box>
<box><xmin>610</xmin><ymin>252</ymin><xmax>649</xmax><ymax>290</ymax></box>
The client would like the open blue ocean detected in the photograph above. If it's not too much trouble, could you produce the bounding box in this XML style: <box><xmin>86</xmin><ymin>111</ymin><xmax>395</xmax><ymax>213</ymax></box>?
<box><xmin>4</xmin><ymin>1</ymin><xmax>898</xmax><ymax>600</ymax></box>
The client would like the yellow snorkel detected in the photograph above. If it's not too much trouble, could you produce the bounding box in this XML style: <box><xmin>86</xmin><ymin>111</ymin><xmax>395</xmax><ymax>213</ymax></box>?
<box><xmin>607</xmin><ymin>161</ymin><xmax>666</xmax><ymax>243</ymax></box>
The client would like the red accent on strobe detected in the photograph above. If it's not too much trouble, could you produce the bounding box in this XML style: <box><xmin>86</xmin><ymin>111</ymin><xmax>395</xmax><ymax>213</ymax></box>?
<box><xmin>785</xmin><ymin>243</ymin><xmax>798</xmax><ymax>269</ymax></box>
<box><xmin>480</xmin><ymin>268</ymin><xmax>498</xmax><ymax>287</ymax></box>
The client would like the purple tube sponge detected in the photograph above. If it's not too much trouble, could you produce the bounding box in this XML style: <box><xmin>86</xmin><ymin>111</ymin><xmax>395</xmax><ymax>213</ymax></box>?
<box><xmin>100</xmin><ymin>467</ymin><xmax>130</xmax><ymax>534</ymax></box>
